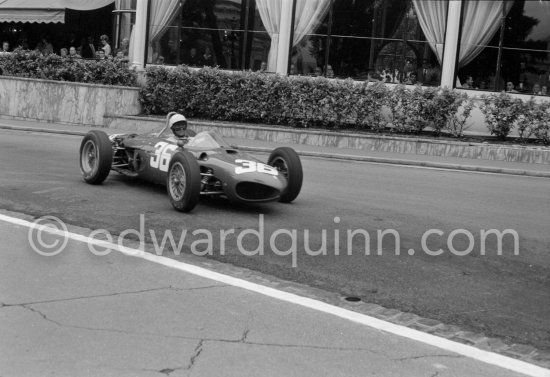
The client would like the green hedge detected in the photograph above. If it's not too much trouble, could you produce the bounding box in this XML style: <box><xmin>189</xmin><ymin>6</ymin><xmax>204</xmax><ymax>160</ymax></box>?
<box><xmin>0</xmin><ymin>49</ymin><xmax>137</xmax><ymax>87</ymax></box>
<box><xmin>480</xmin><ymin>92</ymin><xmax>550</xmax><ymax>143</ymax></box>
<box><xmin>140</xmin><ymin>65</ymin><xmax>474</xmax><ymax>137</ymax></box>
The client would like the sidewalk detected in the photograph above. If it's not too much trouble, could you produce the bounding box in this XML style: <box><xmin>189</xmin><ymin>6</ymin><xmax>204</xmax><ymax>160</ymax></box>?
<box><xmin>1</xmin><ymin>213</ymin><xmax>546</xmax><ymax>377</ymax></box>
<box><xmin>1</xmin><ymin>117</ymin><xmax>549</xmax><ymax>178</ymax></box>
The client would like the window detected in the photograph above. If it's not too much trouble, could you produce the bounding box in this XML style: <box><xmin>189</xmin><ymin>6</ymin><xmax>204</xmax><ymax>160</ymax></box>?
<box><xmin>290</xmin><ymin>0</ymin><xmax>444</xmax><ymax>85</ymax></box>
<box><xmin>147</xmin><ymin>0</ymin><xmax>272</xmax><ymax>70</ymax></box>
<box><xmin>457</xmin><ymin>0</ymin><xmax>550</xmax><ymax>96</ymax></box>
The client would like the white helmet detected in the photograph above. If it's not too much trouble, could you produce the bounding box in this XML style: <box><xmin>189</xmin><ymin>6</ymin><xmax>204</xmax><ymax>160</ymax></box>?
<box><xmin>169</xmin><ymin>113</ymin><xmax>188</xmax><ymax>138</ymax></box>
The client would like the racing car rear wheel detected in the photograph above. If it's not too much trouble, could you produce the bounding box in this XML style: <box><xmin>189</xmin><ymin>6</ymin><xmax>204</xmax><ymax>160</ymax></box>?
<box><xmin>79</xmin><ymin>131</ymin><xmax>113</xmax><ymax>184</ymax></box>
<box><xmin>167</xmin><ymin>151</ymin><xmax>201</xmax><ymax>212</ymax></box>
<box><xmin>268</xmin><ymin>147</ymin><xmax>303</xmax><ymax>203</ymax></box>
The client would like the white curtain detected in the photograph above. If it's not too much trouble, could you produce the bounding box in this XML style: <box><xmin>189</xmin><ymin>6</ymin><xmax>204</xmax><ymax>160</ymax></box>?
<box><xmin>257</xmin><ymin>0</ymin><xmax>331</xmax><ymax>72</ymax></box>
<box><xmin>411</xmin><ymin>0</ymin><xmax>447</xmax><ymax>63</ymax></box>
<box><xmin>147</xmin><ymin>0</ymin><xmax>182</xmax><ymax>63</ymax></box>
<box><xmin>293</xmin><ymin>0</ymin><xmax>332</xmax><ymax>47</ymax></box>
<box><xmin>256</xmin><ymin>0</ymin><xmax>281</xmax><ymax>72</ymax></box>
<box><xmin>149</xmin><ymin>0</ymin><xmax>181</xmax><ymax>43</ymax></box>
<box><xmin>413</xmin><ymin>0</ymin><xmax>514</xmax><ymax>68</ymax></box>
<box><xmin>459</xmin><ymin>1</ymin><xmax>513</xmax><ymax>67</ymax></box>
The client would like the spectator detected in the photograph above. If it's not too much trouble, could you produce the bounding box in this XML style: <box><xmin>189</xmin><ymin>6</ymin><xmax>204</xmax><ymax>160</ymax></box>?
<box><xmin>326</xmin><ymin>65</ymin><xmax>335</xmax><ymax>78</ymax></box>
<box><xmin>505</xmin><ymin>81</ymin><xmax>518</xmax><ymax>93</ymax></box>
<box><xmin>532</xmin><ymin>83</ymin><xmax>541</xmax><ymax>95</ymax></box>
<box><xmin>289</xmin><ymin>63</ymin><xmax>297</xmax><ymax>75</ymax></box>
<box><xmin>462</xmin><ymin>75</ymin><xmax>474</xmax><ymax>89</ymax></box>
<box><xmin>97</xmin><ymin>50</ymin><xmax>107</xmax><ymax>60</ymax></box>
<box><xmin>36</xmin><ymin>37</ymin><xmax>53</xmax><ymax>55</ymax></box>
<box><xmin>202</xmin><ymin>47</ymin><xmax>215</xmax><ymax>67</ymax></box>
<box><xmin>259</xmin><ymin>61</ymin><xmax>268</xmax><ymax>71</ymax></box>
<box><xmin>120</xmin><ymin>38</ymin><xmax>130</xmax><ymax>56</ymax></box>
<box><xmin>187</xmin><ymin>47</ymin><xmax>200</xmax><ymax>66</ymax></box>
<box><xmin>68</xmin><ymin>46</ymin><xmax>81</xmax><ymax>58</ymax></box>
<box><xmin>155</xmin><ymin>55</ymin><xmax>165</xmax><ymax>65</ymax></box>
<box><xmin>1</xmin><ymin>41</ymin><xmax>9</xmax><ymax>54</ymax></box>
<box><xmin>100</xmin><ymin>34</ymin><xmax>111</xmax><ymax>56</ymax></box>
<box><xmin>60</xmin><ymin>48</ymin><xmax>68</xmax><ymax>57</ymax></box>
<box><xmin>541</xmin><ymin>85</ymin><xmax>548</xmax><ymax>96</ymax></box>
<box><xmin>405</xmin><ymin>72</ymin><xmax>418</xmax><ymax>85</ymax></box>
<box><xmin>115</xmin><ymin>49</ymin><xmax>128</xmax><ymax>62</ymax></box>
<box><xmin>313</xmin><ymin>66</ymin><xmax>323</xmax><ymax>77</ymax></box>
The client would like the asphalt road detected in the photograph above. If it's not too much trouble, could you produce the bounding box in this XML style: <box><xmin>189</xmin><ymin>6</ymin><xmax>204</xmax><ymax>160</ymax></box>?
<box><xmin>1</xmin><ymin>129</ymin><xmax>549</xmax><ymax>350</ymax></box>
<box><xmin>1</xmin><ymin>221</ymin><xmax>531</xmax><ymax>377</ymax></box>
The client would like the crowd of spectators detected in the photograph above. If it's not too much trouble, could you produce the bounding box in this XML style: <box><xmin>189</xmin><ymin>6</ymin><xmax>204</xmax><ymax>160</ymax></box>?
<box><xmin>153</xmin><ymin>45</ymin><xmax>216</xmax><ymax>67</ymax></box>
<box><xmin>0</xmin><ymin>33</ymin><xmax>130</xmax><ymax>63</ymax></box>
<box><xmin>459</xmin><ymin>61</ymin><xmax>550</xmax><ymax>96</ymax></box>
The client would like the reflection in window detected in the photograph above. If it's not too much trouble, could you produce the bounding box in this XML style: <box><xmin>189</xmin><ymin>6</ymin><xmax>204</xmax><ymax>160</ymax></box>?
<box><xmin>457</xmin><ymin>0</ymin><xmax>550</xmax><ymax>96</ymax></box>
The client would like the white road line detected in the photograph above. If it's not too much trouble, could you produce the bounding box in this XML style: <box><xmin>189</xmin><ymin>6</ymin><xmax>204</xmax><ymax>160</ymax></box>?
<box><xmin>0</xmin><ymin>213</ymin><xmax>548</xmax><ymax>377</ymax></box>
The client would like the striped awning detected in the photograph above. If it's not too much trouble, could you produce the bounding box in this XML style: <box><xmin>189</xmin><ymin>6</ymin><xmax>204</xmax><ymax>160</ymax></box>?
<box><xmin>0</xmin><ymin>8</ymin><xmax>65</xmax><ymax>23</ymax></box>
<box><xmin>0</xmin><ymin>0</ymin><xmax>115</xmax><ymax>23</ymax></box>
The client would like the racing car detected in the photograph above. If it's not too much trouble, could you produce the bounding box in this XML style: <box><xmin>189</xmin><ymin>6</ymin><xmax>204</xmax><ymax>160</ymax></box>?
<box><xmin>79</xmin><ymin>113</ymin><xmax>303</xmax><ymax>212</ymax></box>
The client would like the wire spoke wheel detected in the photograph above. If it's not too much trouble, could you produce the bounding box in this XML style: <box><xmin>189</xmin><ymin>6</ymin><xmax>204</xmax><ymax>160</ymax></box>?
<box><xmin>169</xmin><ymin>162</ymin><xmax>187</xmax><ymax>202</ymax></box>
<box><xmin>79</xmin><ymin>131</ymin><xmax>113</xmax><ymax>185</ymax></box>
<box><xmin>81</xmin><ymin>140</ymin><xmax>98</xmax><ymax>176</ymax></box>
<box><xmin>167</xmin><ymin>151</ymin><xmax>201</xmax><ymax>212</ymax></box>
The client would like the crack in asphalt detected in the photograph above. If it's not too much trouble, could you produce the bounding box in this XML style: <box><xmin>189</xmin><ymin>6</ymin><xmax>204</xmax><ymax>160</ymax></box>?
<box><xmin>185</xmin><ymin>339</ymin><xmax>204</xmax><ymax>371</ymax></box>
<box><xmin>240</xmin><ymin>328</ymin><xmax>250</xmax><ymax>343</ymax></box>
<box><xmin>1</xmin><ymin>284</ymin><xmax>227</xmax><ymax>307</ymax></box>
<box><xmin>17</xmin><ymin>304</ymin><xmax>379</xmax><ymax>353</ymax></box>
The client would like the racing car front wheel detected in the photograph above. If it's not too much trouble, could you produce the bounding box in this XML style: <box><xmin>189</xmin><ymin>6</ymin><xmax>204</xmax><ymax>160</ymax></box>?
<box><xmin>79</xmin><ymin>131</ymin><xmax>113</xmax><ymax>184</ymax></box>
<box><xmin>268</xmin><ymin>147</ymin><xmax>303</xmax><ymax>203</ymax></box>
<box><xmin>167</xmin><ymin>151</ymin><xmax>201</xmax><ymax>212</ymax></box>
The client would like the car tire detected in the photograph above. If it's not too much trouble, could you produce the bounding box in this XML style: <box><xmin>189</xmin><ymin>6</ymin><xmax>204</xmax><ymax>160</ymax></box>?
<box><xmin>167</xmin><ymin>151</ymin><xmax>201</xmax><ymax>212</ymax></box>
<box><xmin>268</xmin><ymin>147</ymin><xmax>303</xmax><ymax>203</ymax></box>
<box><xmin>79</xmin><ymin>131</ymin><xmax>113</xmax><ymax>184</ymax></box>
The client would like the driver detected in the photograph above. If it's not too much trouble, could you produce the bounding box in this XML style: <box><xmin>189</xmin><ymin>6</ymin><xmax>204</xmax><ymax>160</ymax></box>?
<box><xmin>168</xmin><ymin>113</ymin><xmax>196</xmax><ymax>138</ymax></box>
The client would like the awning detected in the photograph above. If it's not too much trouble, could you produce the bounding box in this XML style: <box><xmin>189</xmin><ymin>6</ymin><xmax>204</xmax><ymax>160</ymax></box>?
<box><xmin>0</xmin><ymin>0</ymin><xmax>115</xmax><ymax>23</ymax></box>
<box><xmin>0</xmin><ymin>9</ymin><xmax>65</xmax><ymax>23</ymax></box>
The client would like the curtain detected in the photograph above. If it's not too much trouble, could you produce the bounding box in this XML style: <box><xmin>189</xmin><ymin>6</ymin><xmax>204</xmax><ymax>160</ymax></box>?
<box><xmin>292</xmin><ymin>0</ymin><xmax>331</xmax><ymax>47</ymax></box>
<box><xmin>413</xmin><ymin>0</ymin><xmax>514</xmax><ymax>68</ymax></box>
<box><xmin>149</xmin><ymin>0</ymin><xmax>181</xmax><ymax>43</ymax></box>
<box><xmin>459</xmin><ymin>0</ymin><xmax>513</xmax><ymax>67</ymax></box>
<box><xmin>256</xmin><ymin>0</ymin><xmax>281</xmax><ymax>72</ymax></box>
<box><xmin>257</xmin><ymin>0</ymin><xmax>331</xmax><ymax>72</ymax></box>
<box><xmin>411</xmin><ymin>0</ymin><xmax>447</xmax><ymax>63</ymax></box>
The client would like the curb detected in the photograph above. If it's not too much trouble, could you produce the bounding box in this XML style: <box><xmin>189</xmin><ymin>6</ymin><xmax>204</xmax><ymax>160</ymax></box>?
<box><xmin>3</xmin><ymin>124</ymin><xmax>550</xmax><ymax>179</ymax></box>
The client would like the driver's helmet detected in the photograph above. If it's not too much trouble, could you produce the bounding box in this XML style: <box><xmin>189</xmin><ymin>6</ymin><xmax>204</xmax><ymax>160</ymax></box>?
<box><xmin>169</xmin><ymin>113</ymin><xmax>188</xmax><ymax>138</ymax></box>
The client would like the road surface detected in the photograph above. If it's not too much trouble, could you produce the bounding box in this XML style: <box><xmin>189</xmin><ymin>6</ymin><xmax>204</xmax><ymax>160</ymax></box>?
<box><xmin>0</xmin><ymin>129</ymin><xmax>549</xmax><ymax>351</ymax></box>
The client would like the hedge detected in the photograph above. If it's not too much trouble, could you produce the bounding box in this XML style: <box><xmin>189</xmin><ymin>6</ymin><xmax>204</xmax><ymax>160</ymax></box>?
<box><xmin>140</xmin><ymin>65</ymin><xmax>477</xmax><ymax>137</ymax></box>
<box><xmin>0</xmin><ymin>49</ymin><xmax>137</xmax><ymax>87</ymax></box>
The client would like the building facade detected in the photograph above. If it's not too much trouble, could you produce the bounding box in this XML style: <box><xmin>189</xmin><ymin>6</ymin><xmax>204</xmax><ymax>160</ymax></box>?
<box><xmin>127</xmin><ymin>0</ymin><xmax>550</xmax><ymax>97</ymax></box>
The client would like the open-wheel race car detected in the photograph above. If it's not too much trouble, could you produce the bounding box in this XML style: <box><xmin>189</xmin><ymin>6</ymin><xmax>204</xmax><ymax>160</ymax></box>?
<box><xmin>79</xmin><ymin>113</ymin><xmax>303</xmax><ymax>212</ymax></box>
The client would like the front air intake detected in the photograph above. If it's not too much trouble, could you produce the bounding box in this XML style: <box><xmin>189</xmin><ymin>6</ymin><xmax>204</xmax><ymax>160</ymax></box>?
<box><xmin>235</xmin><ymin>182</ymin><xmax>280</xmax><ymax>201</ymax></box>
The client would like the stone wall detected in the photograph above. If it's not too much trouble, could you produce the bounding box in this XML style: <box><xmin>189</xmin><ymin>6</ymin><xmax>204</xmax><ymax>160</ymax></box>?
<box><xmin>105</xmin><ymin>115</ymin><xmax>550</xmax><ymax>165</ymax></box>
<box><xmin>0</xmin><ymin>76</ymin><xmax>141</xmax><ymax>126</ymax></box>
